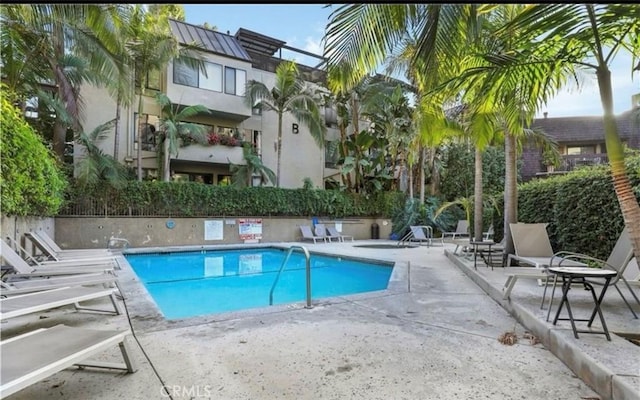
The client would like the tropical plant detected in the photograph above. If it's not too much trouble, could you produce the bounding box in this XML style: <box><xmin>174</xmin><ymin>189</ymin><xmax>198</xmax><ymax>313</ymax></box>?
<box><xmin>155</xmin><ymin>93</ymin><xmax>210</xmax><ymax>181</ymax></box>
<box><xmin>229</xmin><ymin>144</ymin><xmax>276</xmax><ymax>188</ymax></box>
<box><xmin>434</xmin><ymin>194</ymin><xmax>500</xmax><ymax>238</ymax></box>
<box><xmin>492</xmin><ymin>4</ymin><xmax>640</xmax><ymax>258</ymax></box>
<box><xmin>0</xmin><ymin>4</ymin><xmax>129</xmax><ymax>160</ymax></box>
<box><xmin>244</xmin><ymin>60</ymin><xmax>326</xmax><ymax>187</ymax></box>
<box><xmin>124</xmin><ymin>4</ymin><xmax>207</xmax><ymax>181</ymax></box>
<box><xmin>323</xmin><ymin>4</ymin><xmax>588</xmax><ymax>252</ymax></box>
<box><xmin>75</xmin><ymin>119</ymin><xmax>130</xmax><ymax>189</ymax></box>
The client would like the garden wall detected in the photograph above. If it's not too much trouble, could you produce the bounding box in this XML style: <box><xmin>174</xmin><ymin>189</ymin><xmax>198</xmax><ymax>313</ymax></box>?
<box><xmin>54</xmin><ymin>216</ymin><xmax>392</xmax><ymax>249</ymax></box>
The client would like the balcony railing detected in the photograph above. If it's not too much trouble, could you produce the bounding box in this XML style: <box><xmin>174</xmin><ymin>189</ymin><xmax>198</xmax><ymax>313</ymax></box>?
<box><xmin>549</xmin><ymin>154</ymin><xmax>609</xmax><ymax>172</ymax></box>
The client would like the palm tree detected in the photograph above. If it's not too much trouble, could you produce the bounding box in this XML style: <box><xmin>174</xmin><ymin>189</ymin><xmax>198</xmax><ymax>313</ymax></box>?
<box><xmin>155</xmin><ymin>93</ymin><xmax>210</xmax><ymax>181</ymax></box>
<box><xmin>75</xmin><ymin>119</ymin><xmax>129</xmax><ymax>189</ymax></box>
<box><xmin>495</xmin><ymin>4</ymin><xmax>640</xmax><ymax>261</ymax></box>
<box><xmin>229</xmin><ymin>145</ymin><xmax>277</xmax><ymax>187</ymax></box>
<box><xmin>0</xmin><ymin>4</ymin><xmax>129</xmax><ymax>160</ymax></box>
<box><xmin>244</xmin><ymin>60</ymin><xmax>326</xmax><ymax>187</ymax></box>
<box><xmin>323</xmin><ymin>4</ymin><xmax>585</xmax><ymax>252</ymax></box>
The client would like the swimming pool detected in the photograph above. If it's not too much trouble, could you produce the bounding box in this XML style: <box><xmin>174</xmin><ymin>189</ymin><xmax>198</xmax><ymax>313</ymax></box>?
<box><xmin>126</xmin><ymin>248</ymin><xmax>393</xmax><ymax>319</ymax></box>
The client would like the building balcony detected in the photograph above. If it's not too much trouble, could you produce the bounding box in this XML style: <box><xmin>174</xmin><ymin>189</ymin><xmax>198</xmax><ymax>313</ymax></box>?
<box><xmin>536</xmin><ymin>153</ymin><xmax>609</xmax><ymax>177</ymax></box>
<box><xmin>165</xmin><ymin>85</ymin><xmax>252</xmax><ymax>122</ymax></box>
<box><xmin>171</xmin><ymin>143</ymin><xmax>246</xmax><ymax>165</ymax></box>
<box><xmin>559</xmin><ymin>154</ymin><xmax>609</xmax><ymax>171</ymax></box>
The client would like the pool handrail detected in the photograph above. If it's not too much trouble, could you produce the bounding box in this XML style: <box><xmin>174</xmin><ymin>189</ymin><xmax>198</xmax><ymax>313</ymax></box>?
<box><xmin>269</xmin><ymin>245</ymin><xmax>312</xmax><ymax>309</ymax></box>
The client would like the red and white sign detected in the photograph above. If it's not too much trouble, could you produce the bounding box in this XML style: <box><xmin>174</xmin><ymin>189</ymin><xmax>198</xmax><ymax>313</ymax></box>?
<box><xmin>238</xmin><ymin>218</ymin><xmax>262</xmax><ymax>240</ymax></box>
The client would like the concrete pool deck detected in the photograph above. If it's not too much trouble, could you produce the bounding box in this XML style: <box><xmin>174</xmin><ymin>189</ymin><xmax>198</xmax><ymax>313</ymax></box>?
<box><xmin>2</xmin><ymin>240</ymin><xmax>638</xmax><ymax>399</ymax></box>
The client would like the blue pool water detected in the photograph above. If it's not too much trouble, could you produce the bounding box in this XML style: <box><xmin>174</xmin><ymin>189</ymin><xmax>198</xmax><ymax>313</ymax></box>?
<box><xmin>126</xmin><ymin>248</ymin><xmax>393</xmax><ymax>319</ymax></box>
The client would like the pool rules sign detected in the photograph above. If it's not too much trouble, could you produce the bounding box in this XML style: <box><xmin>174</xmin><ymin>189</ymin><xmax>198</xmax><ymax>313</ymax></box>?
<box><xmin>238</xmin><ymin>218</ymin><xmax>262</xmax><ymax>241</ymax></box>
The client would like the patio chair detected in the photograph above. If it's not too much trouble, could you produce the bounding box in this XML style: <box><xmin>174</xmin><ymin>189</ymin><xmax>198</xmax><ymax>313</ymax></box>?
<box><xmin>1</xmin><ymin>286</ymin><xmax>121</xmax><ymax>320</ymax></box>
<box><xmin>0</xmin><ymin>324</ymin><xmax>136</xmax><ymax>397</ymax></box>
<box><xmin>1</xmin><ymin>273</ymin><xmax>121</xmax><ymax>296</ymax></box>
<box><xmin>502</xmin><ymin>223</ymin><xmax>586</xmax><ymax>301</ymax></box>
<box><xmin>1</xmin><ymin>241</ymin><xmax>116</xmax><ymax>278</ymax></box>
<box><xmin>299</xmin><ymin>225</ymin><xmax>327</xmax><ymax>244</ymax></box>
<box><xmin>483</xmin><ymin>225</ymin><xmax>494</xmax><ymax>241</ymax></box>
<box><xmin>5</xmin><ymin>236</ymin><xmax>120</xmax><ymax>270</ymax></box>
<box><xmin>545</xmin><ymin>227</ymin><xmax>638</xmax><ymax>320</ymax></box>
<box><xmin>314</xmin><ymin>224</ymin><xmax>335</xmax><ymax>243</ymax></box>
<box><xmin>441</xmin><ymin>220</ymin><xmax>470</xmax><ymax>242</ymax></box>
<box><xmin>327</xmin><ymin>226</ymin><xmax>354</xmax><ymax>242</ymax></box>
<box><xmin>24</xmin><ymin>231</ymin><xmax>116</xmax><ymax>262</ymax></box>
<box><xmin>398</xmin><ymin>226</ymin><xmax>432</xmax><ymax>246</ymax></box>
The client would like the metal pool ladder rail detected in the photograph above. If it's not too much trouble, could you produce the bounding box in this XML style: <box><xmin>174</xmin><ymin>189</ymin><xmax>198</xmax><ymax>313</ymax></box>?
<box><xmin>269</xmin><ymin>245</ymin><xmax>312</xmax><ymax>308</ymax></box>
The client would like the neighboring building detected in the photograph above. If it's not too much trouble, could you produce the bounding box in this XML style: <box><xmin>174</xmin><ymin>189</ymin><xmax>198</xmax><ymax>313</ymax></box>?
<box><xmin>521</xmin><ymin>106</ymin><xmax>640</xmax><ymax>181</ymax></box>
<box><xmin>78</xmin><ymin>20</ymin><xmax>346</xmax><ymax>188</ymax></box>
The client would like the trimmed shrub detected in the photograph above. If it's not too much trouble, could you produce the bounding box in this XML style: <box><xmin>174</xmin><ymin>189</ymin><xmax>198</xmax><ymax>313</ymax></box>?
<box><xmin>61</xmin><ymin>181</ymin><xmax>406</xmax><ymax>219</ymax></box>
<box><xmin>518</xmin><ymin>157</ymin><xmax>640</xmax><ymax>259</ymax></box>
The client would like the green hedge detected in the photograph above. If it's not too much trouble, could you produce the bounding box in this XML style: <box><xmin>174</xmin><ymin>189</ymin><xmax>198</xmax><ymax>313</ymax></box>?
<box><xmin>0</xmin><ymin>93</ymin><xmax>67</xmax><ymax>216</ymax></box>
<box><xmin>518</xmin><ymin>157</ymin><xmax>640</xmax><ymax>259</ymax></box>
<box><xmin>61</xmin><ymin>181</ymin><xmax>406</xmax><ymax>218</ymax></box>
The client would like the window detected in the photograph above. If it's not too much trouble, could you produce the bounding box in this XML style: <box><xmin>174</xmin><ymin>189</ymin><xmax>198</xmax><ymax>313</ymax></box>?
<box><xmin>252</xmin><ymin>130</ymin><xmax>262</xmax><ymax>157</ymax></box>
<box><xmin>224</xmin><ymin>67</ymin><xmax>246</xmax><ymax>96</ymax></box>
<box><xmin>136</xmin><ymin>69</ymin><xmax>162</xmax><ymax>91</ymax></box>
<box><xmin>173</xmin><ymin>58</ymin><xmax>198</xmax><ymax>87</ymax></box>
<box><xmin>200</xmin><ymin>62</ymin><xmax>223</xmax><ymax>92</ymax></box>
<box><xmin>147</xmin><ymin>70</ymin><xmax>162</xmax><ymax>91</ymax></box>
<box><xmin>566</xmin><ymin>145</ymin><xmax>596</xmax><ymax>155</ymax></box>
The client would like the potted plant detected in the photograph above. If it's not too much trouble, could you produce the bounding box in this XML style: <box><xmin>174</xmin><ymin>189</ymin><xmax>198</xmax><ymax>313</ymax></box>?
<box><xmin>542</xmin><ymin>148</ymin><xmax>561</xmax><ymax>172</ymax></box>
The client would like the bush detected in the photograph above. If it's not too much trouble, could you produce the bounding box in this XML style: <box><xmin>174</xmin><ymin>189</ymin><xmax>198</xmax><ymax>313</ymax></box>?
<box><xmin>0</xmin><ymin>92</ymin><xmax>67</xmax><ymax>216</ymax></box>
<box><xmin>517</xmin><ymin>156</ymin><xmax>640</xmax><ymax>259</ymax></box>
<box><xmin>61</xmin><ymin>181</ymin><xmax>406</xmax><ymax>219</ymax></box>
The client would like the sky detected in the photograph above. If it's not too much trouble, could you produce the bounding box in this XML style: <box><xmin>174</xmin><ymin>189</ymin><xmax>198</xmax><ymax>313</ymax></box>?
<box><xmin>183</xmin><ymin>4</ymin><xmax>639</xmax><ymax>119</ymax></box>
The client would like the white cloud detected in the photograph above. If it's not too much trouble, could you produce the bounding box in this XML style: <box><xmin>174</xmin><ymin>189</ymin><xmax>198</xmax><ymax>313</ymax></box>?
<box><xmin>537</xmin><ymin>52</ymin><xmax>639</xmax><ymax>118</ymax></box>
<box><xmin>304</xmin><ymin>36</ymin><xmax>322</xmax><ymax>56</ymax></box>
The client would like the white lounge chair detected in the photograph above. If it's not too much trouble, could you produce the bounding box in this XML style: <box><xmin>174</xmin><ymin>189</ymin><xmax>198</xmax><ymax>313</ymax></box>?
<box><xmin>399</xmin><ymin>226</ymin><xmax>432</xmax><ymax>246</ymax></box>
<box><xmin>1</xmin><ymin>241</ymin><xmax>116</xmax><ymax>278</ymax></box>
<box><xmin>299</xmin><ymin>225</ymin><xmax>327</xmax><ymax>244</ymax></box>
<box><xmin>0</xmin><ymin>324</ymin><xmax>136</xmax><ymax>397</ymax></box>
<box><xmin>327</xmin><ymin>226</ymin><xmax>354</xmax><ymax>242</ymax></box>
<box><xmin>502</xmin><ymin>223</ymin><xmax>586</xmax><ymax>301</ymax></box>
<box><xmin>441</xmin><ymin>220</ymin><xmax>470</xmax><ymax>241</ymax></box>
<box><xmin>5</xmin><ymin>237</ymin><xmax>120</xmax><ymax>270</ymax></box>
<box><xmin>314</xmin><ymin>224</ymin><xmax>335</xmax><ymax>243</ymax></box>
<box><xmin>1</xmin><ymin>273</ymin><xmax>121</xmax><ymax>296</ymax></box>
<box><xmin>1</xmin><ymin>286</ymin><xmax>121</xmax><ymax>320</ymax></box>
<box><xmin>24</xmin><ymin>231</ymin><xmax>117</xmax><ymax>262</ymax></box>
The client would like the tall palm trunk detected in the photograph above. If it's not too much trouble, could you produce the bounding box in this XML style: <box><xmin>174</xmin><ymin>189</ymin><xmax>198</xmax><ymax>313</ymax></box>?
<box><xmin>419</xmin><ymin>145</ymin><xmax>425</xmax><ymax>204</ymax></box>
<box><xmin>408</xmin><ymin>163</ymin><xmax>414</xmax><ymax>198</ymax></box>
<box><xmin>136</xmin><ymin>85</ymin><xmax>146</xmax><ymax>181</ymax></box>
<box><xmin>503</xmin><ymin>131</ymin><xmax>517</xmax><ymax>256</ymax></box>
<box><xmin>474</xmin><ymin>146</ymin><xmax>483</xmax><ymax>241</ymax></box>
<box><xmin>276</xmin><ymin>112</ymin><xmax>283</xmax><ymax>187</ymax></box>
<box><xmin>596</xmin><ymin>67</ymin><xmax>640</xmax><ymax>258</ymax></box>
<box><xmin>339</xmin><ymin>123</ymin><xmax>352</xmax><ymax>188</ymax></box>
<box><xmin>427</xmin><ymin>146</ymin><xmax>439</xmax><ymax>196</ymax></box>
<box><xmin>114</xmin><ymin>93</ymin><xmax>121</xmax><ymax>160</ymax></box>
<box><xmin>351</xmin><ymin>95</ymin><xmax>361</xmax><ymax>192</ymax></box>
<box><xmin>162</xmin><ymin>136</ymin><xmax>171</xmax><ymax>181</ymax></box>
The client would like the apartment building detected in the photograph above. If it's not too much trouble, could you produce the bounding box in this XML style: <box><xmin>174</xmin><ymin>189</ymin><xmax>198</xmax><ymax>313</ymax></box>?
<box><xmin>78</xmin><ymin>20</ymin><xmax>343</xmax><ymax>188</ymax></box>
<box><xmin>520</xmin><ymin>105</ymin><xmax>640</xmax><ymax>181</ymax></box>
